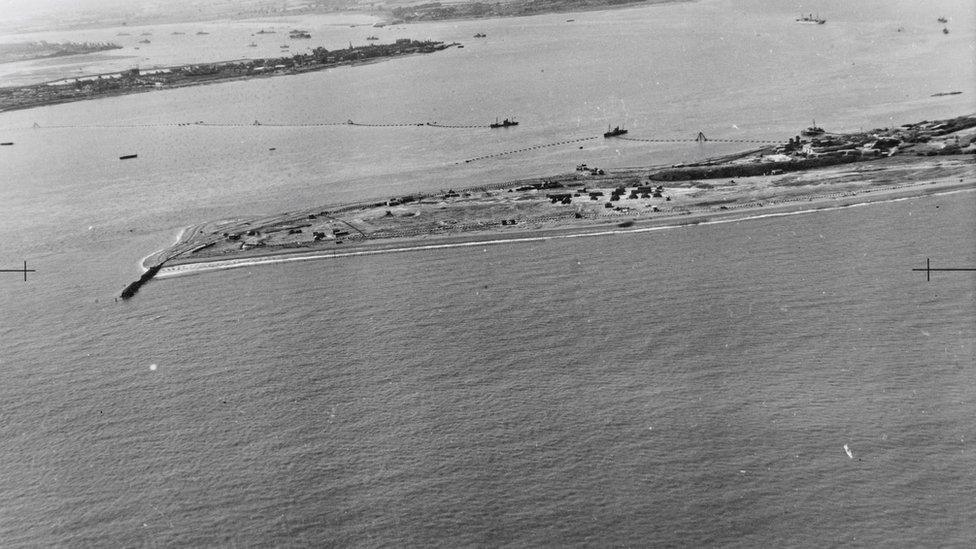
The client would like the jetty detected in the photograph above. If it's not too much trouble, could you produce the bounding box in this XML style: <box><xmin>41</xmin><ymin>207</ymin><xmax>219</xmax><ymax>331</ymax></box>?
<box><xmin>120</xmin><ymin>263</ymin><xmax>165</xmax><ymax>300</ymax></box>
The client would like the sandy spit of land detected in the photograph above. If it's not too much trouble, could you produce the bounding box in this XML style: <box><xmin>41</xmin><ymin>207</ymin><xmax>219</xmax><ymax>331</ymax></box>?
<box><xmin>151</xmin><ymin>153</ymin><xmax>975</xmax><ymax>279</ymax></box>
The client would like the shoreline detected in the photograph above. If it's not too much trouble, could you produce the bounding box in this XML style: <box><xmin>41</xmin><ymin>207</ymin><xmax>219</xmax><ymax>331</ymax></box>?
<box><xmin>387</xmin><ymin>0</ymin><xmax>691</xmax><ymax>24</ymax></box>
<box><xmin>154</xmin><ymin>177</ymin><xmax>975</xmax><ymax>279</ymax></box>
<box><xmin>125</xmin><ymin>114</ymin><xmax>975</xmax><ymax>295</ymax></box>
<box><xmin>0</xmin><ymin>41</ymin><xmax>454</xmax><ymax>114</ymax></box>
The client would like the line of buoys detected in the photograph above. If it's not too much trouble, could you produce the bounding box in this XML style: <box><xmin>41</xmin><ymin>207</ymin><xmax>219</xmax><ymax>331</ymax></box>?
<box><xmin>347</xmin><ymin>122</ymin><xmax>427</xmax><ymax>127</ymax></box>
<box><xmin>28</xmin><ymin>122</ymin><xmax>784</xmax><ymax>144</ymax></box>
<box><xmin>619</xmin><ymin>137</ymin><xmax>698</xmax><ymax>143</ymax></box>
<box><xmin>460</xmin><ymin>136</ymin><xmax>599</xmax><ymax>164</ymax></box>
<box><xmin>619</xmin><ymin>136</ymin><xmax>782</xmax><ymax>144</ymax></box>
<box><xmin>426</xmin><ymin>123</ymin><xmax>489</xmax><ymax>129</ymax></box>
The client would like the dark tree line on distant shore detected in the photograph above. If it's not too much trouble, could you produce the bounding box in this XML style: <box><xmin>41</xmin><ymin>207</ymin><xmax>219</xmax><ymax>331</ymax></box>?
<box><xmin>0</xmin><ymin>40</ymin><xmax>450</xmax><ymax>113</ymax></box>
<box><xmin>0</xmin><ymin>41</ymin><xmax>122</xmax><ymax>64</ymax></box>
<box><xmin>391</xmin><ymin>0</ymin><xmax>649</xmax><ymax>21</ymax></box>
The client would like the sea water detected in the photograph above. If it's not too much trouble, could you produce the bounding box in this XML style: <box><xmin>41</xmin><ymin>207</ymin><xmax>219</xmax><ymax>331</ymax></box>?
<box><xmin>0</xmin><ymin>0</ymin><xmax>974</xmax><ymax>544</ymax></box>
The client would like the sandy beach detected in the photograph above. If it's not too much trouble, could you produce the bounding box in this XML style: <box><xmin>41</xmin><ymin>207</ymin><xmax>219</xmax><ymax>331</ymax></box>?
<box><xmin>151</xmin><ymin>147</ymin><xmax>975</xmax><ymax>279</ymax></box>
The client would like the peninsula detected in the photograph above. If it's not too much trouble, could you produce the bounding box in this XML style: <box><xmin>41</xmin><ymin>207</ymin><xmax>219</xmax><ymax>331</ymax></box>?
<box><xmin>0</xmin><ymin>39</ymin><xmax>454</xmax><ymax>113</ymax></box>
<box><xmin>139</xmin><ymin>115</ymin><xmax>975</xmax><ymax>287</ymax></box>
<box><xmin>0</xmin><ymin>41</ymin><xmax>122</xmax><ymax>64</ymax></box>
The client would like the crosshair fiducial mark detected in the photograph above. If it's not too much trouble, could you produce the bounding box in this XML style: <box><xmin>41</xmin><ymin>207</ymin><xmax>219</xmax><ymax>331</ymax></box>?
<box><xmin>913</xmin><ymin>258</ymin><xmax>976</xmax><ymax>282</ymax></box>
<box><xmin>0</xmin><ymin>260</ymin><xmax>36</xmax><ymax>282</ymax></box>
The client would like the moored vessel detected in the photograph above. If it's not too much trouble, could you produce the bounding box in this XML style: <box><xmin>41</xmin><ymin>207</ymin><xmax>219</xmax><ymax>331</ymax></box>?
<box><xmin>801</xmin><ymin>120</ymin><xmax>825</xmax><ymax>136</ymax></box>
<box><xmin>490</xmin><ymin>117</ymin><xmax>518</xmax><ymax>128</ymax></box>
<box><xmin>796</xmin><ymin>13</ymin><xmax>826</xmax><ymax>24</ymax></box>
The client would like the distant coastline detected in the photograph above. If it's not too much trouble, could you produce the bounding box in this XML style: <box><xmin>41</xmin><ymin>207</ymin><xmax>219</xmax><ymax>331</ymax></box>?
<box><xmin>0</xmin><ymin>41</ymin><xmax>123</xmax><ymax>64</ymax></box>
<box><xmin>141</xmin><ymin>115</ymin><xmax>976</xmax><ymax>285</ymax></box>
<box><xmin>0</xmin><ymin>40</ymin><xmax>454</xmax><ymax>114</ymax></box>
<box><xmin>387</xmin><ymin>0</ymin><xmax>691</xmax><ymax>23</ymax></box>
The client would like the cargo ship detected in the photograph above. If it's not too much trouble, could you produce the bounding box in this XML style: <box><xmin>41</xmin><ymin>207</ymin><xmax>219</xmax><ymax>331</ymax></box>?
<box><xmin>490</xmin><ymin>117</ymin><xmax>518</xmax><ymax>128</ymax></box>
<box><xmin>796</xmin><ymin>14</ymin><xmax>826</xmax><ymax>24</ymax></box>
<box><xmin>801</xmin><ymin>121</ymin><xmax>825</xmax><ymax>136</ymax></box>
<box><xmin>604</xmin><ymin>125</ymin><xmax>628</xmax><ymax>138</ymax></box>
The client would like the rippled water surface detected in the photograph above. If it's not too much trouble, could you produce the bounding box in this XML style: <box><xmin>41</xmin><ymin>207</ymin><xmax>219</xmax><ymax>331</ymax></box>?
<box><xmin>1</xmin><ymin>0</ymin><xmax>974</xmax><ymax>545</ymax></box>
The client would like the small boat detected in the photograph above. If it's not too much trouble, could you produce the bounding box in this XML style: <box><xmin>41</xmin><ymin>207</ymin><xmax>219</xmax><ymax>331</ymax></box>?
<box><xmin>280</xmin><ymin>44</ymin><xmax>290</xmax><ymax>49</ymax></box>
<box><xmin>256</xmin><ymin>29</ymin><xmax>275</xmax><ymax>34</ymax></box>
<box><xmin>0</xmin><ymin>142</ymin><xmax>13</xmax><ymax>146</ymax></box>
<box><xmin>473</xmin><ymin>33</ymin><xmax>487</xmax><ymax>38</ymax></box>
<box><xmin>801</xmin><ymin>120</ymin><xmax>825</xmax><ymax>136</ymax></box>
<box><xmin>138</xmin><ymin>39</ymin><xmax>151</xmax><ymax>44</ymax></box>
<box><xmin>366</xmin><ymin>35</ymin><xmax>379</xmax><ymax>40</ymax></box>
<box><xmin>490</xmin><ymin>117</ymin><xmax>518</xmax><ymax>128</ymax></box>
<box><xmin>604</xmin><ymin>125</ymin><xmax>628</xmax><ymax>138</ymax></box>
<box><xmin>937</xmin><ymin>17</ymin><xmax>948</xmax><ymax>23</ymax></box>
<box><xmin>247</xmin><ymin>42</ymin><xmax>257</xmax><ymax>47</ymax></box>
<box><xmin>171</xmin><ymin>31</ymin><xmax>185</xmax><ymax>35</ymax></box>
<box><xmin>796</xmin><ymin>13</ymin><xmax>826</xmax><ymax>24</ymax></box>
<box><xmin>196</xmin><ymin>31</ymin><xmax>209</xmax><ymax>35</ymax></box>
<box><xmin>289</xmin><ymin>30</ymin><xmax>312</xmax><ymax>39</ymax></box>
<box><xmin>942</xmin><ymin>27</ymin><xmax>949</xmax><ymax>34</ymax></box>
<box><xmin>119</xmin><ymin>154</ymin><xmax>138</xmax><ymax>160</ymax></box>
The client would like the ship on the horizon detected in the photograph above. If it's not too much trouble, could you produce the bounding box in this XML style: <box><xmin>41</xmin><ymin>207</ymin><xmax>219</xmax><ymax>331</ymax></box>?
<box><xmin>796</xmin><ymin>13</ymin><xmax>826</xmax><ymax>24</ymax></box>
<box><xmin>604</xmin><ymin>125</ymin><xmax>628</xmax><ymax>138</ymax></box>
<box><xmin>490</xmin><ymin>117</ymin><xmax>518</xmax><ymax>128</ymax></box>
<box><xmin>801</xmin><ymin>120</ymin><xmax>825</xmax><ymax>136</ymax></box>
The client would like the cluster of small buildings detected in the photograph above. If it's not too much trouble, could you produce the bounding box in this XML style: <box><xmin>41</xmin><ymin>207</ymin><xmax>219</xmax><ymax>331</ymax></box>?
<box><xmin>576</xmin><ymin>163</ymin><xmax>605</xmax><ymax>175</ymax></box>
<box><xmin>774</xmin><ymin>116</ymin><xmax>976</xmax><ymax>161</ymax></box>
<box><xmin>536</xmin><ymin>181</ymin><xmax>669</xmax><ymax>208</ymax></box>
